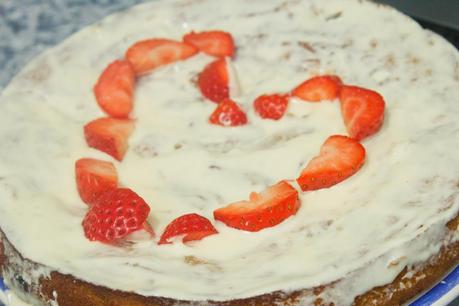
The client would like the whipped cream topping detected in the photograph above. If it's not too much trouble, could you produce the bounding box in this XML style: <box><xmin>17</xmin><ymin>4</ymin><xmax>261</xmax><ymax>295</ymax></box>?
<box><xmin>0</xmin><ymin>0</ymin><xmax>458</xmax><ymax>304</ymax></box>
<box><xmin>0</xmin><ymin>290</ymin><xmax>32</xmax><ymax>306</ymax></box>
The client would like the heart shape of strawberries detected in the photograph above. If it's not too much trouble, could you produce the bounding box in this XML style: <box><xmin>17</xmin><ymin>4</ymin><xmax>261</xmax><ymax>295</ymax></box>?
<box><xmin>75</xmin><ymin>30</ymin><xmax>385</xmax><ymax>245</ymax></box>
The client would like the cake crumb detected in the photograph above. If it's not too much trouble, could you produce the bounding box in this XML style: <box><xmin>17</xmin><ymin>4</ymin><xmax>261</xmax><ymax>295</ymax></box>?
<box><xmin>190</xmin><ymin>75</ymin><xmax>199</xmax><ymax>87</ymax></box>
<box><xmin>325</xmin><ymin>11</ymin><xmax>342</xmax><ymax>21</ymax></box>
<box><xmin>408</xmin><ymin>55</ymin><xmax>420</xmax><ymax>65</ymax></box>
<box><xmin>185</xmin><ymin>255</ymin><xmax>208</xmax><ymax>266</ymax></box>
<box><xmin>184</xmin><ymin>256</ymin><xmax>222</xmax><ymax>272</ymax></box>
<box><xmin>384</xmin><ymin>54</ymin><xmax>395</xmax><ymax>68</ymax></box>
<box><xmin>22</xmin><ymin>62</ymin><xmax>52</xmax><ymax>83</ymax></box>
<box><xmin>313</xmin><ymin>286</ymin><xmax>325</xmax><ymax>296</ymax></box>
<box><xmin>370</xmin><ymin>39</ymin><xmax>378</xmax><ymax>49</ymax></box>
<box><xmin>174</xmin><ymin>143</ymin><xmax>183</xmax><ymax>150</ymax></box>
<box><xmin>298</xmin><ymin>41</ymin><xmax>316</xmax><ymax>53</ymax></box>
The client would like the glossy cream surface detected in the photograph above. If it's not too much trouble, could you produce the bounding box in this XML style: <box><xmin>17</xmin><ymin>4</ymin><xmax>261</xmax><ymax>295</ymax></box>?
<box><xmin>0</xmin><ymin>0</ymin><xmax>458</xmax><ymax>304</ymax></box>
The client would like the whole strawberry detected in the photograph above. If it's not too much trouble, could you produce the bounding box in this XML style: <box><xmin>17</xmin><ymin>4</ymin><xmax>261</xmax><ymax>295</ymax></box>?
<box><xmin>82</xmin><ymin>188</ymin><xmax>151</xmax><ymax>243</ymax></box>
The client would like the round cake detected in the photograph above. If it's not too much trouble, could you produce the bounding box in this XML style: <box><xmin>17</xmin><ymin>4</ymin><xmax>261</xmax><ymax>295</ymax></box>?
<box><xmin>0</xmin><ymin>0</ymin><xmax>458</xmax><ymax>305</ymax></box>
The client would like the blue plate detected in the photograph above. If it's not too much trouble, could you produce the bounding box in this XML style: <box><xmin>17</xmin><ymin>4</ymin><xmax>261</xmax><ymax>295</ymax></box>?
<box><xmin>410</xmin><ymin>265</ymin><xmax>459</xmax><ymax>306</ymax></box>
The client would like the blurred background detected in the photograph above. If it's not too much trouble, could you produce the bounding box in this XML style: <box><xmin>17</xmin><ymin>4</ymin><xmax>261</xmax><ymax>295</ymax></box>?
<box><xmin>0</xmin><ymin>0</ymin><xmax>458</xmax><ymax>305</ymax></box>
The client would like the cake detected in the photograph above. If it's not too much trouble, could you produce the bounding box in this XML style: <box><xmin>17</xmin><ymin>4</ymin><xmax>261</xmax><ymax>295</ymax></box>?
<box><xmin>0</xmin><ymin>0</ymin><xmax>458</xmax><ymax>305</ymax></box>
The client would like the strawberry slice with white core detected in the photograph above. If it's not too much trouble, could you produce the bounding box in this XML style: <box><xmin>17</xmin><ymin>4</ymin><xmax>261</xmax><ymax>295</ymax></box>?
<box><xmin>125</xmin><ymin>39</ymin><xmax>198</xmax><ymax>75</ymax></box>
<box><xmin>84</xmin><ymin>117</ymin><xmax>135</xmax><ymax>161</ymax></box>
<box><xmin>292</xmin><ymin>75</ymin><xmax>342</xmax><ymax>102</ymax></box>
<box><xmin>158</xmin><ymin>213</ymin><xmax>218</xmax><ymax>245</ymax></box>
<box><xmin>82</xmin><ymin>188</ymin><xmax>152</xmax><ymax>243</ymax></box>
<box><xmin>75</xmin><ymin>158</ymin><xmax>118</xmax><ymax>205</ymax></box>
<box><xmin>213</xmin><ymin>181</ymin><xmax>300</xmax><ymax>232</ymax></box>
<box><xmin>93</xmin><ymin>60</ymin><xmax>135</xmax><ymax>118</ymax></box>
<box><xmin>198</xmin><ymin>58</ymin><xmax>230</xmax><ymax>103</ymax></box>
<box><xmin>209</xmin><ymin>99</ymin><xmax>247</xmax><ymax>127</ymax></box>
<box><xmin>183</xmin><ymin>30</ymin><xmax>235</xmax><ymax>57</ymax></box>
<box><xmin>296</xmin><ymin>135</ymin><xmax>365</xmax><ymax>191</ymax></box>
<box><xmin>339</xmin><ymin>85</ymin><xmax>385</xmax><ymax>141</ymax></box>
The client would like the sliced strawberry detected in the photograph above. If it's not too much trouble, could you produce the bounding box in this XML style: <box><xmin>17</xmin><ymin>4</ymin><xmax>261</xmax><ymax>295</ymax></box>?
<box><xmin>213</xmin><ymin>181</ymin><xmax>300</xmax><ymax>232</ymax></box>
<box><xmin>125</xmin><ymin>39</ymin><xmax>198</xmax><ymax>75</ymax></box>
<box><xmin>339</xmin><ymin>85</ymin><xmax>385</xmax><ymax>141</ymax></box>
<box><xmin>296</xmin><ymin>135</ymin><xmax>365</xmax><ymax>191</ymax></box>
<box><xmin>75</xmin><ymin>158</ymin><xmax>118</xmax><ymax>205</ymax></box>
<box><xmin>253</xmin><ymin>94</ymin><xmax>289</xmax><ymax>120</ymax></box>
<box><xmin>82</xmin><ymin>188</ymin><xmax>151</xmax><ymax>243</ymax></box>
<box><xmin>198</xmin><ymin>58</ymin><xmax>229</xmax><ymax>103</ymax></box>
<box><xmin>183</xmin><ymin>30</ymin><xmax>235</xmax><ymax>57</ymax></box>
<box><xmin>84</xmin><ymin>117</ymin><xmax>135</xmax><ymax>161</ymax></box>
<box><xmin>209</xmin><ymin>99</ymin><xmax>247</xmax><ymax>127</ymax></box>
<box><xmin>93</xmin><ymin>60</ymin><xmax>135</xmax><ymax>118</ymax></box>
<box><xmin>158</xmin><ymin>213</ymin><xmax>218</xmax><ymax>245</ymax></box>
<box><xmin>292</xmin><ymin>75</ymin><xmax>342</xmax><ymax>102</ymax></box>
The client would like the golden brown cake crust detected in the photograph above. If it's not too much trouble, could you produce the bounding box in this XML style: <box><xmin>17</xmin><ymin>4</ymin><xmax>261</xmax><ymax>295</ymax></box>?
<box><xmin>0</xmin><ymin>216</ymin><xmax>458</xmax><ymax>306</ymax></box>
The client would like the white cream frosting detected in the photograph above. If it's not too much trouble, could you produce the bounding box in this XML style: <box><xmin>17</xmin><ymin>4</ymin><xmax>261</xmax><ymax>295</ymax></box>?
<box><xmin>0</xmin><ymin>290</ymin><xmax>32</xmax><ymax>306</ymax></box>
<box><xmin>0</xmin><ymin>0</ymin><xmax>458</xmax><ymax>304</ymax></box>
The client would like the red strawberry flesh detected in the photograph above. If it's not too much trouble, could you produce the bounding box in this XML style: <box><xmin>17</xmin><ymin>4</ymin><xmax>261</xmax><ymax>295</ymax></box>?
<box><xmin>93</xmin><ymin>60</ymin><xmax>135</xmax><ymax>118</ymax></box>
<box><xmin>125</xmin><ymin>39</ymin><xmax>198</xmax><ymax>75</ymax></box>
<box><xmin>158</xmin><ymin>213</ymin><xmax>218</xmax><ymax>245</ymax></box>
<box><xmin>75</xmin><ymin>158</ymin><xmax>117</xmax><ymax>205</ymax></box>
<box><xmin>213</xmin><ymin>181</ymin><xmax>300</xmax><ymax>232</ymax></box>
<box><xmin>183</xmin><ymin>30</ymin><xmax>235</xmax><ymax>57</ymax></box>
<box><xmin>82</xmin><ymin>188</ymin><xmax>151</xmax><ymax>243</ymax></box>
<box><xmin>292</xmin><ymin>75</ymin><xmax>342</xmax><ymax>102</ymax></box>
<box><xmin>209</xmin><ymin>99</ymin><xmax>247</xmax><ymax>127</ymax></box>
<box><xmin>339</xmin><ymin>85</ymin><xmax>385</xmax><ymax>141</ymax></box>
<box><xmin>253</xmin><ymin>94</ymin><xmax>289</xmax><ymax>120</ymax></box>
<box><xmin>198</xmin><ymin>58</ymin><xmax>229</xmax><ymax>103</ymax></box>
<box><xmin>84</xmin><ymin>117</ymin><xmax>135</xmax><ymax>161</ymax></box>
<box><xmin>296</xmin><ymin>135</ymin><xmax>365</xmax><ymax>191</ymax></box>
